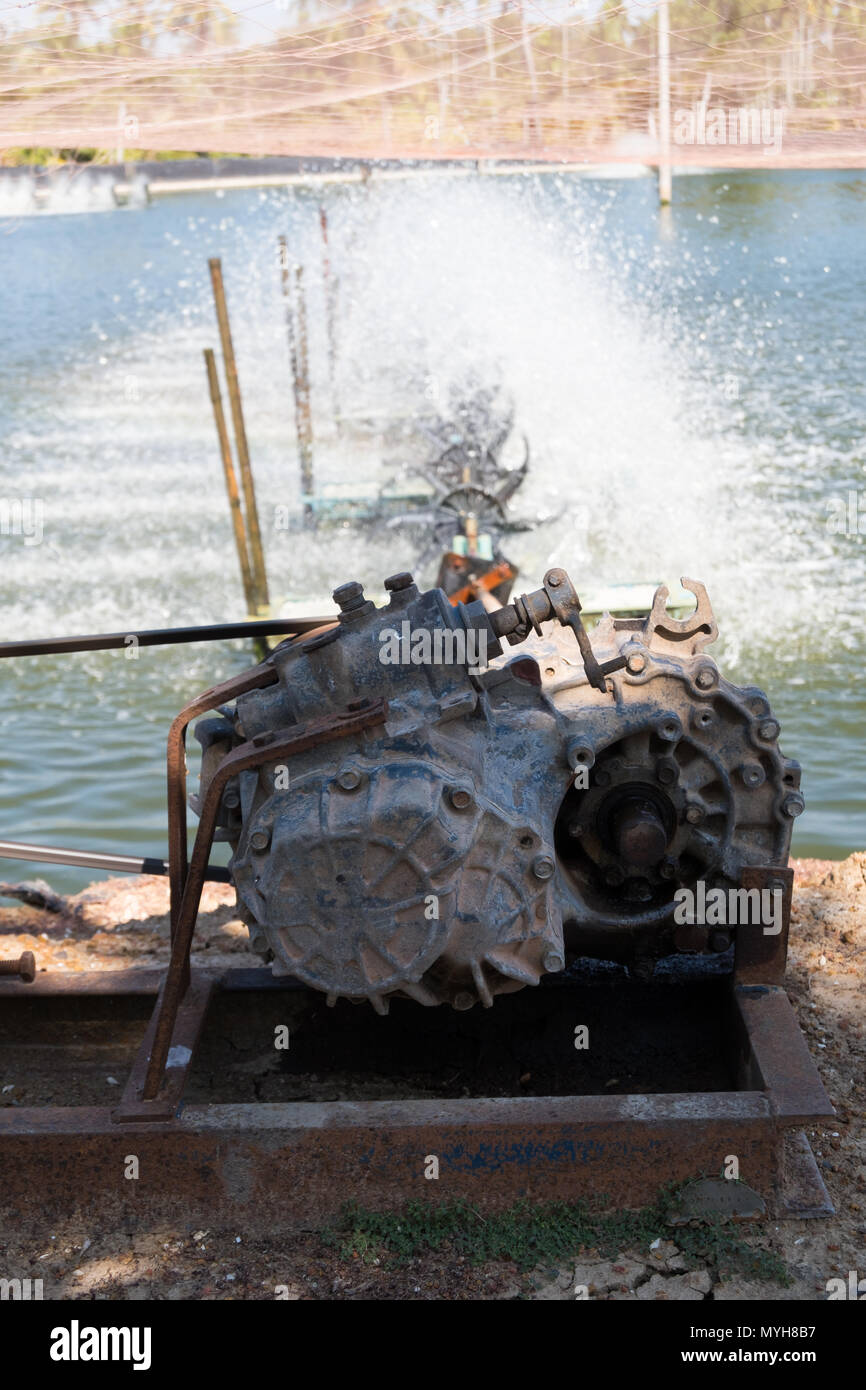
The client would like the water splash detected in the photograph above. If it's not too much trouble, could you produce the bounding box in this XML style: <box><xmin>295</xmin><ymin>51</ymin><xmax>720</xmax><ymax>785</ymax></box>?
<box><xmin>1</xmin><ymin>171</ymin><xmax>863</xmax><ymax>877</ymax></box>
<box><xmin>0</xmin><ymin>167</ymin><xmax>148</xmax><ymax>219</ymax></box>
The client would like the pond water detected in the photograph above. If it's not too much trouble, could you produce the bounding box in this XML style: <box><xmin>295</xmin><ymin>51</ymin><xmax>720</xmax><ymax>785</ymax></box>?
<box><xmin>1</xmin><ymin>167</ymin><xmax>863</xmax><ymax>888</ymax></box>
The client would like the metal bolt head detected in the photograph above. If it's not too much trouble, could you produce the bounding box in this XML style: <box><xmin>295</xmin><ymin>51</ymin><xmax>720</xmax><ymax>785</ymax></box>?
<box><xmin>659</xmin><ymin>856</ymin><xmax>679</xmax><ymax>881</ymax></box>
<box><xmin>782</xmin><ymin>792</ymin><xmax>805</xmax><ymax>819</ymax></box>
<box><xmin>223</xmin><ymin>789</ymin><xmax>240</xmax><ymax>809</ymax></box>
<box><xmin>656</xmin><ymin>758</ymin><xmax>678</xmax><ymax>786</ymax></box>
<box><xmin>449</xmin><ymin>787</ymin><xmax>473</xmax><ymax>811</ymax></box>
<box><xmin>709</xmin><ymin>930</ymin><xmax>731</xmax><ymax>953</ymax></box>
<box><xmin>695</xmin><ymin>667</ymin><xmax>716</xmax><ymax>690</ymax></box>
<box><xmin>546</xmin><ymin>569</ymin><xmax>564</xmax><ymax>587</ymax></box>
<box><xmin>657</xmin><ymin>716</ymin><xmax>682</xmax><ymax>742</ymax></box>
<box><xmin>543</xmin><ymin>950</ymin><xmax>565</xmax><ymax>973</ymax></box>
<box><xmin>337</xmin><ymin>768</ymin><xmax>362</xmax><ymax>792</ymax></box>
<box><xmin>758</xmin><ymin>719</ymin><xmax>780</xmax><ymax>741</ymax></box>
<box><xmin>250</xmin><ymin>828</ymin><xmax>271</xmax><ymax>852</ymax></box>
<box><xmin>625</xmin><ymin>649</ymin><xmax>647</xmax><ymax>674</ymax></box>
<box><xmin>532</xmin><ymin>854</ymin><xmax>555</xmax><ymax>880</ymax></box>
<box><xmin>2</xmin><ymin>951</ymin><xmax>38</xmax><ymax>983</ymax></box>
<box><xmin>567</xmin><ymin>821</ymin><xmax>584</xmax><ymax>839</ymax></box>
<box><xmin>685</xmin><ymin>804</ymin><xmax>705</xmax><ymax>825</ymax></box>
<box><xmin>453</xmin><ymin>991</ymin><xmax>475</xmax><ymax>1011</ymax></box>
<box><xmin>567</xmin><ymin>737</ymin><xmax>595</xmax><ymax>771</ymax></box>
<box><xmin>740</xmin><ymin>763</ymin><xmax>766</xmax><ymax>788</ymax></box>
<box><xmin>384</xmin><ymin>572</ymin><xmax>414</xmax><ymax>592</ymax></box>
<box><xmin>691</xmin><ymin>706</ymin><xmax>716</xmax><ymax>733</ymax></box>
<box><xmin>332</xmin><ymin>580</ymin><xmax>365</xmax><ymax>612</ymax></box>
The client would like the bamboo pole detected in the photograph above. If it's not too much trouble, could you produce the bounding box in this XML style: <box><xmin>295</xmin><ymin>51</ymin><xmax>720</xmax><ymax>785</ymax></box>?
<box><xmin>319</xmin><ymin>205</ymin><xmax>340</xmax><ymax>425</ymax></box>
<box><xmin>203</xmin><ymin>348</ymin><xmax>256</xmax><ymax>616</ymax></box>
<box><xmin>658</xmin><ymin>0</ymin><xmax>672</xmax><ymax>205</ymax></box>
<box><xmin>278</xmin><ymin>235</ymin><xmax>302</xmax><ymax>421</ymax></box>
<box><xmin>278</xmin><ymin>236</ymin><xmax>314</xmax><ymax>523</ymax></box>
<box><xmin>207</xmin><ymin>257</ymin><xmax>269</xmax><ymax>611</ymax></box>
<box><xmin>294</xmin><ymin>264</ymin><xmax>315</xmax><ymax>521</ymax></box>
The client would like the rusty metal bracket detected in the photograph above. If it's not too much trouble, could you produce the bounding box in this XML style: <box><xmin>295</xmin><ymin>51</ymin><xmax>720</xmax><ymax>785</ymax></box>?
<box><xmin>111</xmin><ymin>973</ymin><xmax>217</xmax><ymax>1124</ymax></box>
<box><xmin>734</xmin><ymin>865</ymin><xmax>793</xmax><ymax>986</ymax></box>
<box><xmin>642</xmin><ymin>577</ymin><xmax>718</xmax><ymax>649</ymax></box>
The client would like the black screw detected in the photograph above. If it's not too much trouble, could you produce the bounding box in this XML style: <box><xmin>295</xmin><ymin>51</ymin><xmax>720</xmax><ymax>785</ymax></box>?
<box><xmin>384</xmin><ymin>572</ymin><xmax>414</xmax><ymax>592</ymax></box>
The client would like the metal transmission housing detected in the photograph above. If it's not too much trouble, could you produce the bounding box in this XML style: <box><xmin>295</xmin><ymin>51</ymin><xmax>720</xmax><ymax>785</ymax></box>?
<box><xmin>194</xmin><ymin>568</ymin><xmax>802</xmax><ymax>1011</ymax></box>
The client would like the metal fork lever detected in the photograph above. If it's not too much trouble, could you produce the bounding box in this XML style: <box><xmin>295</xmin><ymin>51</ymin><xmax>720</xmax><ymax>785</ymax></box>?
<box><xmin>542</xmin><ymin>568</ymin><xmax>627</xmax><ymax>692</ymax></box>
<box><xmin>487</xmin><ymin>567</ymin><xmax>626</xmax><ymax>694</ymax></box>
<box><xmin>565</xmin><ymin>610</ymin><xmax>628</xmax><ymax>692</ymax></box>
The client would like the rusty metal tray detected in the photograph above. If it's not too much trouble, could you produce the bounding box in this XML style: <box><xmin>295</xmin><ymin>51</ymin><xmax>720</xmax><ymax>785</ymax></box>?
<box><xmin>0</xmin><ymin>964</ymin><xmax>834</xmax><ymax>1233</ymax></box>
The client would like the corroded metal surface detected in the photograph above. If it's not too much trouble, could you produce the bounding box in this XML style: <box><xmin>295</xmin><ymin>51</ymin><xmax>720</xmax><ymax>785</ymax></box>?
<box><xmin>734</xmin><ymin>865</ymin><xmax>794</xmax><ymax>986</ymax></box>
<box><xmin>198</xmin><ymin>566</ymin><xmax>802</xmax><ymax>1013</ymax></box>
<box><xmin>0</xmin><ymin>970</ymin><xmax>833</xmax><ymax>1230</ymax></box>
<box><xmin>0</xmin><ymin>1096</ymin><xmax>783</xmax><ymax>1231</ymax></box>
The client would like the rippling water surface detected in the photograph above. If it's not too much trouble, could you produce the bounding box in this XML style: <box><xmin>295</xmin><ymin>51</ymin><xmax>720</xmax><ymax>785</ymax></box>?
<box><xmin>1</xmin><ymin>168</ymin><xmax>863</xmax><ymax>888</ymax></box>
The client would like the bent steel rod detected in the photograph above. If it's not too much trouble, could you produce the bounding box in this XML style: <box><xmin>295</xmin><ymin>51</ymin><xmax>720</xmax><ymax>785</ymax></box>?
<box><xmin>166</xmin><ymin>660</ymin><xmax>280</xmax><ymax>948</ymax></box>
<box><xmin>0</xmin><ymin>618</ymin><xmax>330</xmax><ymax>660</ymax></box>
<box><xmin>144</xmin><ymin>698</ymin><xmax>389</xmax><ymax>1100</ymax></box>
<box><xmin>0</xmin><ymin>839</ymin><xmax>230</xmax><ymax>883</ymax></box>
<box><xmin>165</xmin><ymin>623</ymin><xmax>337</xmax><ymax>940</ymax></box>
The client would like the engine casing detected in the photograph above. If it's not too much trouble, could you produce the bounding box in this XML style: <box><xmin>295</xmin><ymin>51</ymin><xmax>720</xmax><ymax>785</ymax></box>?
<box><xmin>194</xmin><ymin>570</ymin><xmax>802</xmax><ymax>1011</ymax></box>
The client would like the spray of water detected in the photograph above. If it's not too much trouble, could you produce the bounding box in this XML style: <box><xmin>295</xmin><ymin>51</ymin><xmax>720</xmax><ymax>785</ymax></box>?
<box><xmin>2</xmin><ymin>172</ymin><xmax>862</xmax><ymax>876</ymax></box>
<box><xmin>3</xmin><ymin>173</ymin><xmax>860</xmax><ymax>663</ymax></box>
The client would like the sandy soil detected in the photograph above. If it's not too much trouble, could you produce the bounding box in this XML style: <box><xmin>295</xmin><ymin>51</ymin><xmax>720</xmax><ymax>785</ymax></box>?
<box><xmin>0</xmin><ymin>855</ymin><xmax>863</xmax><ymax>1301</ymax></box>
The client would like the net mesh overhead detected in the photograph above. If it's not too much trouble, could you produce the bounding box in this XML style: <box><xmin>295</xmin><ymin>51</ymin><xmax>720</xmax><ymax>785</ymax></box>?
<box><xmin>2</xmin><ymin>1</ymin><xmax>865</xmax><ymax>163</ymax></box>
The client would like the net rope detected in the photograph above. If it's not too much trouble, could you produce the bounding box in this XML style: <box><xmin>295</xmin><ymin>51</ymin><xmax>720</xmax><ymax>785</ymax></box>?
<box><xmin>1</xmin><ymin>1</ymin><xmax>865</xmax><ymax>163</ymax></box>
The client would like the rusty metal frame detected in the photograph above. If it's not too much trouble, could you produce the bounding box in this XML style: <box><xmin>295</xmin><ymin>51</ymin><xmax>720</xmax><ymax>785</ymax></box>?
<box><xmin>0</xmin><ymin>845</ymin><xmax>834</xmax><ymax>1221</ymax></box>
<box><xmin>0</xmin><ymin>968</ymin><xmax>834</xmax><ymax>1227</ymax></box>
<box><xmin>0</xmin><ymin>618</ymin><xmax>835</xmax><ymax>1224</ymax></box>
<box><xmin>130</xmin><ymin>694</ymin><xmax>388</xmax><ymax>1114</ymax></box>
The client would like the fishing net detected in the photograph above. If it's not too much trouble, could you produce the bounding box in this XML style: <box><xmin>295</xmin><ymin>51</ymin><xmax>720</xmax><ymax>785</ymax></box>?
<box><xmin>1</xmin><ymin>1</ymin><xmax>865</xmax><ymax>163</ymax></box>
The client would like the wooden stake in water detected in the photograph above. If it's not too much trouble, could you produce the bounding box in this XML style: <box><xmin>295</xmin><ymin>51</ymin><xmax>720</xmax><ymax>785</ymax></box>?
<box><xmin>203</xmin><ymin>348</ymin><xmax>256</xmax><ymax>616</ymax></box>
<box><xmin>319</xmin><ymin>205</ymin><xmax>340</xmax><ymax>425</ymax></box>
<box><xmin>278</xmin><ymin>235</ymin><xmax>301</xmax><ymax>423</ymax></box>
<box><xmin>278</xmin><ymin>237</ymin><xmax>314</xmax><ymax>522</ymax></box>
<box><xmin>294</xmin><ymin>265</ymin><xmax>314</xmax><ymax>511</ymax></box>
<box><xmin>208</xmin><ymin>257</ymin><xmax>270</xmax><ymax>610</ymax></box>
<box><xmin>657</xmin><ymin>0</ymin><xmax>672</xmax><ymax>205</ymax></box>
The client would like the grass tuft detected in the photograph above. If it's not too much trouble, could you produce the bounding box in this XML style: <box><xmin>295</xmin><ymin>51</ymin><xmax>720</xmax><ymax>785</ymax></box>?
<box><xmin>324</xmin><ymin>1186</ymin><xmax>789</xmax><ymax>1285</ymax></box>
